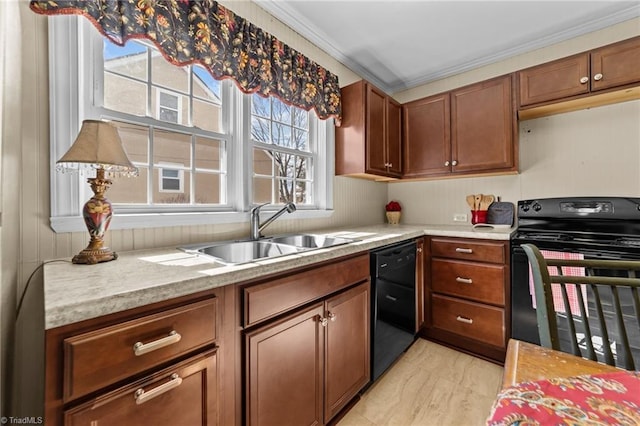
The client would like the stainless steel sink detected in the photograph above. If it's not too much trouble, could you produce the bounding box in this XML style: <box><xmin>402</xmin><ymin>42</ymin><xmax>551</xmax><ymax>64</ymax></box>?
<box><xmin>181</xmin><ymin>240</ymin><xmax>303</xmax><ymax>265</ymax></box>
<box><xmin>267</xmin><ymin>234</ymin><xmax>354</xmax><ymax>249</ymax></box>
<box><xmin>180</xmin><ymin>233</ymin><xmax>356</xmax><ymax>265</ymax></box>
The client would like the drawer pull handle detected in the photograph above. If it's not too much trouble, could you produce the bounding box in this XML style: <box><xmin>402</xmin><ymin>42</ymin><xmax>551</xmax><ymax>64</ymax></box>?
<box><xmin>385</xmin><ymin>295</ymin><xmax>398</xmax><ymax>302</ymax></box>
<box><xmin>134</xmin><ymin>373</ymin><xmax>182</xmax><ymax>405</ymax></box>
<box><xmin>456</xmin><ymin>277</ymin><xmax>473</xmax><ymax>284</ymax></box>
<box><xmin>455</xmin><ymin>248</ymin><xmax>473</xmax><ymax>254</ymax></box>
<box><xmin>456</xmin><ymin>315</ymin><xmax>473</xmax><ymax>325</ymax></box>
<box><xmin>133</xmin><ymin>330</ymin><xmax>181</xmax><ymax>356</ymax></box>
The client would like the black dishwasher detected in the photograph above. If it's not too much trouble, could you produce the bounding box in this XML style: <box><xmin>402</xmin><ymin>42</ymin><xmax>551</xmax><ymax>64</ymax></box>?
<box><xmin>371</xmin><ymin>240</ymin><xmax>416</xmax><ymax>381</ymax></box>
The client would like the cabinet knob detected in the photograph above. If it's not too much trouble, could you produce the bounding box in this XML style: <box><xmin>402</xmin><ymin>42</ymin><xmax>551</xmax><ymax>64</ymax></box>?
<box><xmin>328</xmin><ymin>312</ymin><xmax>337</xmax><ymax>322</ymax></box>
<box><xmin>388</xmin><ymin>163</ymin><xmax>393</xmax><ymax>168</ymax></box>
<box><xmin>452</xmin><ymin>160</ymin><xmax>458</xmax><ymax>166</ymax></box>
<box><xmin>319</xmin><ymin>316</ymin><xmax>328</xmax><ymax>327</ymax></box>
<box><xmin>593</xmin><ymin>73</ymin><xmax>603</xmax><ymax>81</ymax></box>
<box><xmin>444</xmin><ymin>161</ymin><xmax>450</xmax><ymax>167</ymax></box>
<box><xmin>580</xmin><ymin>76</ymin><xmax>589</xmax><ymax>84</ymax></box>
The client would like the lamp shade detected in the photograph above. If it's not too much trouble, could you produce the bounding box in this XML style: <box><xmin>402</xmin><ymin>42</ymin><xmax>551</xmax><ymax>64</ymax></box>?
<box><xmin>57</xmin><ymin>120</ymin><xmax>138</xmax><ymax>176</ymax></box>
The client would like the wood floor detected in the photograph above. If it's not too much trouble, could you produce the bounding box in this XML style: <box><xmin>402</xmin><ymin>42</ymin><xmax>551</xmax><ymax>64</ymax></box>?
<box><xmin>338</xmin><ymin>338</ymin><xmax>504</xmax><ymax>426</ymax></box>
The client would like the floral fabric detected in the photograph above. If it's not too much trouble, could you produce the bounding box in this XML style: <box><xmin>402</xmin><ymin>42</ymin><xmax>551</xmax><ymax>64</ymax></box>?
<box><xmin>29</xmin><ymin>0</ymin><xmax>342</xmax><ymax>124</ymax></box>
<box><xmin>486</xmin><ymin>370</ymin><xmax>640</xmax><ymax>425</ymax></box>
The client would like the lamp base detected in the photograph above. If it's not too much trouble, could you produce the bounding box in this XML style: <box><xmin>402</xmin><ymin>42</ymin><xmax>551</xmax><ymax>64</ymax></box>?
<box><xmin>72</xmin><ymin>247</ymin><xmax>118</xmax><ymax>265</ymax></box>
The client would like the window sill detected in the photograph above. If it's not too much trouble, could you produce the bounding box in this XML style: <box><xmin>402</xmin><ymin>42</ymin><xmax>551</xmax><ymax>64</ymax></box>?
<box><xmin>50</xmin><ymin>209</ymin><xmax>335</xmax><ymax>233</ymax></box>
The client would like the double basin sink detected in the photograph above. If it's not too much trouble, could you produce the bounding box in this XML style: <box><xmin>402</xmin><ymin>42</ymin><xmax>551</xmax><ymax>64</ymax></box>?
<box><xmin>180</xmin><ymin>234</ymin><xmax>356</xmax><ymax>265</ymax></box>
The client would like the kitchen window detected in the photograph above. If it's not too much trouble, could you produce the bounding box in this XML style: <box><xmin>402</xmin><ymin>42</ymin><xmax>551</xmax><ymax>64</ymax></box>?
<box><xmin>48</xmin><ymin>17</ymin><xmax>333</xmax><ymax>232</ymax></box>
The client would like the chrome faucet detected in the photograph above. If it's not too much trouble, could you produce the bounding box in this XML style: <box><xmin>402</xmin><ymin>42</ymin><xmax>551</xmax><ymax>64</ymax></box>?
<box><xmin>250</xmin><ymin>202</ymin><xmax>296</xmax><ymax>240</ymax></box>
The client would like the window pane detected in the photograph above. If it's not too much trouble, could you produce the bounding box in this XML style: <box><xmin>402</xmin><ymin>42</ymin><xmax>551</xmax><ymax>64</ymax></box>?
<box><xmin>293</xmin><ymin>108</ymin><xmax>308</xmax><ymax>129</ymax></box>
<box><xmin>159</xmin><ymin>107</ymin><xmax>179</xmax><ymax>123</ymax></box>
<box><xmin>195</xmin><ymin>173</ymin><xmax>221</xmax><ymax>204</ymax></box>
<box><xmin>160</xmin><ymin>92</ymin><xmax>179</xmax><ymax>109</ymax></box>
<box><xmin>151</xmin><ymin>52</ymin><xmax>188</xmax><ymax>93</ymax></box>
<box><xmin>272</xmin><ymin>98</ymin><xmax>291</xmax><ymax>124</ymax></box>
<box><xmin>109</xmin><ymin>167</ymin><xmax>148</xmax><ymax>204</ymax></box>
<box><xmin>195</xmin><ymin>137</ymin><xmax>222</xmax><ymax>170</ymax></box>
<box><xmin>153</xmin><ymin>130</ymin><xmax>191</xmax><ymax>168</ymax></box>
<box><xmin>193</xmin><ymin>99</ymin><xmax>222</xmax><ymax>132</ymax></box>
<box><xmin>253</xmin><ymin>177</ymin><xmax>272</xmax><ymax>204</ymax></box>
<box><xmin>112</xmin><ymin>122</ymin><xmax>148</xmax><ymax>164</ymax></box>
<box><xmin>293</xmin><ymin>129</ymin><xmax>309</xmax><ymax>151</ymax></box>
<box><xmin>253</xmin><ymin>148</ymin><xmax>273</xmax><ymax>176</ymax></box>
<box><xmin>276</xmin><ymin>178</ymin><xmax>294</xmax><ymax>203</ymax></box>
<box><xmin>274</xmin><ymin>152</ymin><xmax>295</xmax><ymax>179</ymax></box>
<box><xmin>252</xmin><ymin>95</ymin><xmax>270</xmax><ymax>118</ymax></box>
<box><xmin>104</xmin><ymin>39</ymin><xmax>147</xmax><ymax>80</ymax></box>
<box><xmin>296</xmin><ymin>180</ymin><xmax>309</xmax><ymax>204</ymax></box>
<box><xmin>251</xmin><ymin>117</ymin><xmax>270</xmax><ymax>143</ymax></box>
<box><xmin>271</xmin><ymin>122</ymin><xmax>291</xmax><ymax>148</ymax></box>
<box><xmin>296</xmin><ymin>157</ymin><xmax>309</xmax><ymax>179</ymax></box>
<box><xmin>193</xmin><ymin>66</ymin><xmax>221</xmax><ymax>101</ymax></box>
<box><xmin>104</xmin><ymin>73</ymin><xmax>147</xmax><ymax>116</ymax></box>
<box><xmin>154</xmin><ymin>170</ymin><xmax>190</xmax><ymax>203</ymax></box>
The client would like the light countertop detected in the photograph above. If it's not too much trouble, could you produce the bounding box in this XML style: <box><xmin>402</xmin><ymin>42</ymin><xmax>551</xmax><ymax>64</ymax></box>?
<box><xmin>44</xmin><ymin>223</ymin><xmax>514</xmax><ymax>329</ymax></box>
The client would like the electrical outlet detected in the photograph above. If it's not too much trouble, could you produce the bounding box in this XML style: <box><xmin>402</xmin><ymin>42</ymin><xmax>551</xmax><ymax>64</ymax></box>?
<box><xmin>453</xmin><ymin>213</ymin><xmax>468</xmax><ymax>222</ymax></box>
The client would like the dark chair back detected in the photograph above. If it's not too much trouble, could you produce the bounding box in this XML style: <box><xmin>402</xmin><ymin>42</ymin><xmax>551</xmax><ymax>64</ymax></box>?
<box><xmin>522</xmin><ymin>243</ymin><xmax>640</xmax><ymax>369</ymax></box>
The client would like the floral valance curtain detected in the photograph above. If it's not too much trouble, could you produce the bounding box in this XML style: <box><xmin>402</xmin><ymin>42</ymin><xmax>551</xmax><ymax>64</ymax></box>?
<box><xmin>30</xmin><ymin>0</ymin><xmax>342</xmax><ymax>124</ymax></box>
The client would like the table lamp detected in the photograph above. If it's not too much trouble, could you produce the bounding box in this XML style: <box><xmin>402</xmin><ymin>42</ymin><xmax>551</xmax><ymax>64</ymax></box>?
<box><xmin>56</xmin><ymin>120</ymin><xmax>138</xmax><ymax>264</ymax></box>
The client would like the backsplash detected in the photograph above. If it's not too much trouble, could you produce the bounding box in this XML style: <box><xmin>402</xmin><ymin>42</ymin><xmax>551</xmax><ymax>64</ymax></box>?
<box><xmin>388</xmin><ymin>99</ymin><xmax>640</xmax><ymax>225</ymax></box>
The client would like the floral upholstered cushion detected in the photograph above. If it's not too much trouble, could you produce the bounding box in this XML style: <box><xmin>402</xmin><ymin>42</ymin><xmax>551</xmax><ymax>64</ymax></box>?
<box><xmin>486</xmin><ymin>370</ymin><xmax>640</xmax><ymax>425</ymax></box>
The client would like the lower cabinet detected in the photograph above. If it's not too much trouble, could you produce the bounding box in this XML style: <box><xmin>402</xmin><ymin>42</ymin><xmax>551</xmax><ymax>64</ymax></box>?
<box><xmin>423</xmin><ymin>237</ymin><xmax>509</xmax><ymax>363</ymax></box>
<box><xmin>64</xmin><ymin>349</ymin><xmax>217</xmax><ymax>425</ymax></box>
<box><xmin>245</xmin><ymin>281</ymin><xmax>370</xmax><ymax>426</ymax></box>
<box><xmin>45</xmin><ymin>292</ymin><xmax>227</xmax><ymax>426</ymax></box>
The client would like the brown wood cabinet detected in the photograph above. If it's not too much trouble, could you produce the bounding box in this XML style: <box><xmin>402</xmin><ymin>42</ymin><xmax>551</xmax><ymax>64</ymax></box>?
<box><xmin>403</xmin><ymin>74</ymin><xmax>517</xmax><ymax>179</ymax></box>
<box><xmin>422</xmin><ymin>237</ymin><xmax>510</xmax><ymax>363</ymax></box>
<box><xmin>243</xmin><ymin>255</ymin><xmax>370</xmax><ymax>426</ymax></box>
<box><xmin>519</xmin><ymin>36</ymin><xmax>640</xmax><ymax>109</ymax></box>
<box><xmin>336</xmin><ymin>80</ymin><xmax>402</xmax><ymax>179</ymax></box>
<box><xmin>45</xmin><ymin>290</ymin><xmax>231</xmax><ymax>426</ymax></box>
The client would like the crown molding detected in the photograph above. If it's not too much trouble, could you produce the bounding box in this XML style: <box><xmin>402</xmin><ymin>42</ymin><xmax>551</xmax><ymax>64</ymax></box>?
<box><xmin>256</xmin><ymin>1</ymin><xmax>640</xmax><ymax>95</ymax></box>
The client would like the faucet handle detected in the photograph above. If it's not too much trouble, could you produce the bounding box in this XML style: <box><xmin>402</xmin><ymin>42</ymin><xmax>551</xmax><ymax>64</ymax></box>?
<box><xmin>250</xmin><ymin>202</ymin><xmax>269</xmax><ymax>214</ymax></box>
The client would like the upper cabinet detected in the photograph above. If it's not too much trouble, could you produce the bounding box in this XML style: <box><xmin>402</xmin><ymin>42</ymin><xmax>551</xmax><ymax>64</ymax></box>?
<box><xmin>336</xmin><ymin>80</ymin><xmax>402</xmax><ymax>179</ymax></box>
<box><xmin>518</xmin><ymin>36</ymin><xmax>640</xmax><ymax>116</ymax></box>
<box><xmin>403</xmin><ymin>74</ymin><xmax>517</xmax><ymax>178</ymax></box>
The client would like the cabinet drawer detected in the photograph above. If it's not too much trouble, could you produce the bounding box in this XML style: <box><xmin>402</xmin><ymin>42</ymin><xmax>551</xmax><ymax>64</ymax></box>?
<box><xmin>431</xmin><ymin>238</ymin><xmax>505</xmax><ymax>264</ymax></box>
<box><xmin>63</xmin><ymin>298</ymin><xmax>217</xmax><ymax>402</ymax></box>
<box><xmin>243</xmin><ymin>254</ymin><xmax>369</xmax><ymax>327</ymax></box>
<box><xmin>64</xmin><ymin>350</ymin><xmax>217</xmax><ymax>426</ymax></box>
<box><xmin>431</xmin><ymin>259</ymin><xmax>505</xmax><ymax>305</ymax></box>
<box><xmin>431</xmin><ymin>295</ymin><xmax>505</xmax><ymax>348</ymax></box>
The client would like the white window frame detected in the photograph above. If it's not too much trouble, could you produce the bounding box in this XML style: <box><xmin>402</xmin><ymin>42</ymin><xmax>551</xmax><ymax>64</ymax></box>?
<box><xmin>158</xmin><ymin>162</ymin><xmax>185</xmax><ymax>193</ymax></box>
<box><xmin>156</xmin><ymin>90</ymin><xmax>182</xmax><ymax>125</ymax></box>
<box><xmin>48</xmin><ymin>17</ymin><xmax>333</xmax><ymax>233</ymax></box>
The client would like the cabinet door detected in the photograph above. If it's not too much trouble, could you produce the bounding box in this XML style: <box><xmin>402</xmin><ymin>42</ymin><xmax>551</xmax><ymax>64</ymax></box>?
<box><xmin>324</xmin><ymin>282</ymin><xmax>370</xmax><ymax>421</ymax></box>
<box><xmin>64</xmin><ymin>350</ymin><xmax>218</xmax><ymax>426</ymax></box>
<box><xmin>591</xmin><ymin>36</ymin><xmax>640</xmax><ymax>92</ymax></box>
<box><xmin>386</xmin><ymin>98</ymin><xmax>403</xmax><ymax>176</ymax></box>
<box><xmin>403</xmin><ymin>94</ymin><xmax>451</xmax><ymax>177</ymax></box>
<box><xmin>451</xmin><ymin>74</ymin><xmax>515</xmax><ymax>173</ymax></box>
<box><xmin>365</xmin><ymin>85</ymin><xmax>388</xmax><ymax>174</ymax></box>
<box><xmin>518</xmin><ymin>53</ymin><xmax>590</xmax><ymax>106</ymax></box>
<box><xmin>245</xmin><ymin>303</ymin><xmax>324</xmax><ymax>426</ymax></box>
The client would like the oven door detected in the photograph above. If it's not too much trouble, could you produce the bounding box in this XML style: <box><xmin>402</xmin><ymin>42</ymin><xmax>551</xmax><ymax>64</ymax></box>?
<box><xmin>511</xmin><ymin>240</ymin><xmax>640</xmax><ymax>366</ymax></box>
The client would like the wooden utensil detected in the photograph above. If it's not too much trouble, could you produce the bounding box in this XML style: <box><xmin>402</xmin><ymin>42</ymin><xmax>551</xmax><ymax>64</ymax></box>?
<box><xmin>466</xmin><ymin>194</ymin><xmax>475</xmax><ymax>210</ymax></box>
<box><xmin>474</xmin><ymin>194</ymin><xmax>482</xmax><ymax>211</ymax></box>
<box><xmin>480</xmin><ymin>194</ymin><xmax>495</xmax><ymax>210</ymax></box>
